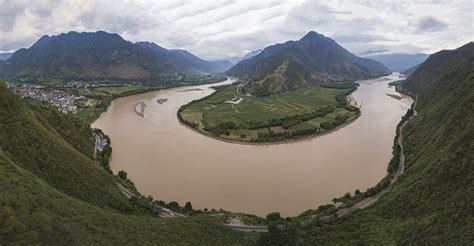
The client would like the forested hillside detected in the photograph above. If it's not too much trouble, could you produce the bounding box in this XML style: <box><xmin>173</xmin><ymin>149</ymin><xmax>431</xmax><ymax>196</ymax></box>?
<box><xmin>0</xmin><ymin>31</ymin><xmax>174</xmax><ymax>82</ymax></box>
<box><xmin>0</xmin><ymin>82</ymin><xmax>255</xmax><ymax>245</ymax></box>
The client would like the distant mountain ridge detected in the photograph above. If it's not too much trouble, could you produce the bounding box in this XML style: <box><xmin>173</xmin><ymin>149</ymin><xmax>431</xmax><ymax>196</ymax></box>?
<box><xmin>0</xmin><ymin>31</ymin><xmax>231</xmax><ymax>84</ymax></box>
<box><xmin>136</xmin><ymin>41</ymin><xmax>232</xmax><ymax>74</ymax></box>
<box><xmin>227</xmin><ymin>31</ymin><xmax>390</xmax><ymax>95</ymax></box>
<box><xmin>220</xmin><ymin>49</ymin><xmax>263</xmax><ymax>65</ymax></box>
<box><xmin>0</xmin><ymin>31</ymin><xmax>174</xmax><ymax>82</ymax></box>
<box><xmin>365</xmin><ymin>53</ymin><xmax>429</xmax><ymax>72</ymax></box>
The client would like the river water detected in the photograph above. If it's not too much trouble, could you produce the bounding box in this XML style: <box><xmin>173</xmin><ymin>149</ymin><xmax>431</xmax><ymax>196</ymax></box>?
<box><xmin>91</xmin><ymin>74</ymin><xmax>413</xmax><ymax>217</ymax></box>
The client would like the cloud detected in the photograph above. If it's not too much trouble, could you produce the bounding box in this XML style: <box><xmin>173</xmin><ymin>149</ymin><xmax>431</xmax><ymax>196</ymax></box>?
<box><xmin>0</xmin><ymin>0</ymin><xmax>472</xmax><ymax>58</ymax></box>
<box><xmin>413</xmin><ymin>16</ymin><xmax>448</xmax><ymax>32</ymax></box>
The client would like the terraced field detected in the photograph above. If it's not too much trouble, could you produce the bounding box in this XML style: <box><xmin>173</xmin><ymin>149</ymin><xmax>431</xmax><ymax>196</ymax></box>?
<box><xmin>179</xmin><ymin>85</ymin><xmax>360</xmax><ymax>142</ymax></box>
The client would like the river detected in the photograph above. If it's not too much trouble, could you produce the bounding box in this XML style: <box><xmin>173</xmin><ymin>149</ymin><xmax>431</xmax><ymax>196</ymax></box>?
<box><xmin>91</xmin><ymin>73</ymin><xmax>413</xmax><ymax>217</ymax></box>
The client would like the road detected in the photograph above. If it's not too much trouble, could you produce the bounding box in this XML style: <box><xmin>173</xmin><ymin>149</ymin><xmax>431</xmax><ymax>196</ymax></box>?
<box><xmin>116</xmin><ymin>183</ymin><xmax>268</xmax><ymax>231</ymax></box>
<box><xmin>319</xmin><ymin>95</ymin><xmax>417</xmax><ymax>221</ymax></box>
<box><xmin>223</xmin><ymin>224</ymin><xmax>269</xmax><ymax>232</ymax></box>
<box><xmin>93</xmin><ymin>134</ymin><xmax>100</xmax><ymax>160</ymax></box>
<box><xmin>116</xmin><ymin>183</ymin><xmax>185</xmax><ymax>218</ymax></box>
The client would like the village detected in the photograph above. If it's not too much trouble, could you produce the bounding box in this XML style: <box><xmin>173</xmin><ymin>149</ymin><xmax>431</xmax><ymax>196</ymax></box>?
<box><xmin>7</xmin><ymin>83</ymin><xmax>83</xmax><ymax>114</ymax></box>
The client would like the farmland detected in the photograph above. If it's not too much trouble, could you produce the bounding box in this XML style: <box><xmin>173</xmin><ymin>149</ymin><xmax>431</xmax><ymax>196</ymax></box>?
<box><xmin>179</xmin><ymin>85</ymin><xmax>360</xmax><ymax>142</ymax></box>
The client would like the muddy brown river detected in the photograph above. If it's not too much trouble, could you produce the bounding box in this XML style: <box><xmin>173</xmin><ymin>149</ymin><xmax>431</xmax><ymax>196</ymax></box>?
<box><xmin>91</xmin><ymin>74</ymin><xmax>413</xmax><ymax>217</ymax></box>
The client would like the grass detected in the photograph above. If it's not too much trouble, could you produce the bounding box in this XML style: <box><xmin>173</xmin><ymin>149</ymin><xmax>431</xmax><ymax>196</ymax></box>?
<box><xmin>179</xmin><ymin>85</ymin><xmax>359</xmax><ymax>142</ymax></box>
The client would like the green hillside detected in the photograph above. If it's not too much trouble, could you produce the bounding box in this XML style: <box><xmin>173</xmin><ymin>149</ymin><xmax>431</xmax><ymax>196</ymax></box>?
<box><xmin>295</xmin><ymin>43</ymin><xmax>474</xmax><ymax>244</ymax></box>
<box><xmin>0</xmin><ymin>82</ymin><xmax>256</xmax><ymax>245</ymax></box>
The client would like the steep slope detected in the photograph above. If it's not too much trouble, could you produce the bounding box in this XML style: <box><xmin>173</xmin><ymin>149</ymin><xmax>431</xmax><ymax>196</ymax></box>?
<box><xmin>0</xmin><ymin>83</ymin><xmax>133</xmax><ymax>212</ymax></box>
<box><xmin>0</xmin><ymin>31</ymin><xmax>174</xmax><ymax>82</ymax></box>
<box><xmin>402</xmin><ymin>63</ymin><xmax>420</xmax><ymax>76</ymax></box>
<box><xmin>227</xmin><ymin>31</ymin><xmax>389</xmax><ymax>95</ymax></box>
<box><xmin>136</xmin><ymin>41</ymin><xmax>232</xmax><ymax>73</ymax></box>
<box><xmin>0</xmin><ymin>148</ymin><xmax>254</xmax><ymax>245</ymax></box>
<box><xmin>365</xmin><ymin>53</ymin><xmax>429</xmax><ymax>72</ymax></box>
<box><xmin>299</xmin><ymin>42</ymin><xmax>474</xmax><ymax>244</ymax></box>
<box><xmin>0</xmin><ymin>83</ymin><xmax>255</xmax><ymax>244</ymax></box>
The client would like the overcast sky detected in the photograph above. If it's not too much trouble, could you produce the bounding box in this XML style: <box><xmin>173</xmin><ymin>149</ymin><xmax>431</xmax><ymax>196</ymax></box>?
<box><xmin>0</xmin><ymin>0</ymin><xmax>472</xmax><ymax>59</ymax></box>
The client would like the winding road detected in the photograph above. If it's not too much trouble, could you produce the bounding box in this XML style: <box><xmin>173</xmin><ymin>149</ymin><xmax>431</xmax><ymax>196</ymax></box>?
<box><xmin>116</xmin><ymin>183</ymin><xmax>267</xmax><ymax>231</ymax></box>
<box><xmin>319</xmin><ymin>95</ymin><xmax>417</xmax><ymax>221</ymax></box>
<box><xmin>116</xmin><ymin>183</ymin><xmax>186</xmax><ymax>218</ymax></box>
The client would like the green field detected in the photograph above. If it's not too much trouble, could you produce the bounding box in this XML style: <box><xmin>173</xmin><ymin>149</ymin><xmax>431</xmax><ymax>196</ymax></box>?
<box><xmin>179</xmin><ymin>85</ymin><xmax>360</xmax><ymax>142</ymax></box>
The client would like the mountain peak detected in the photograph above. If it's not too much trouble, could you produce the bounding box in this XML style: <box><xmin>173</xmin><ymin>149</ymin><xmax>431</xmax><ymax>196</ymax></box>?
<box><xmin>227</xmin><ymin>31</ymin><xmax>390</xmax><ymax>95</ymax></box>
<box><xmin>31</xmin><ymin>35</ymin><xmax>55</xmax><ymax>48</ymax></box>
<box><xmin>299</xmin><ymin>31</ymin><xmax>338</xmax><ymax>46</ymax></box>
<box><xmin>301</xmin><ymin>31</ymin><xmax>324</xmax><ymax>40</ymax></box>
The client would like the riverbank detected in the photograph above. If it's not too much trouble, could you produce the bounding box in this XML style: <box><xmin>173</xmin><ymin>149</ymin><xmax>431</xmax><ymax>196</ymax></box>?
<box><xmin>178</xmin><ymin>110</ymin><xmax>361</xmax><ymax>146</ymax></box>
<box><xmin>82</xmin><ymin>77</ymin><xmax>229</xmax><ymax>124</ymax></box>
<box><xmin>296</xmin><ymin>91</ymin><xmax>416</xmax><ymax>222</ymax></box>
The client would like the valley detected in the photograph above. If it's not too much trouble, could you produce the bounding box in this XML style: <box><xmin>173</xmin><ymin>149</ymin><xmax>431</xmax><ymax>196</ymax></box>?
<box><xmin>91</xmin><ymin>73</ymin><xmax>412</xmax><ymax>216</ymax></box>
<box><xmin>0</xmin><ymin>3</ymin><xmax>471</xmax><ymax>243</ymax></box>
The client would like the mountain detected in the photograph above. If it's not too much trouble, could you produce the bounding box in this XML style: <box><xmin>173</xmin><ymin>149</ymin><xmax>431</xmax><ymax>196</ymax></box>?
<box><xmin>0</xmin><ymin>52</ymin><xmax>13</xmax><ymax>61</ymax></box>
<box><xmin>136</xmin><ymin>41</ymin><xmax>232</xmax><ymax>74</ymax></box>
<box><xmin>218</xmin><ymin>49</ymin><xmax>263</xmax><ymax>66</ymax></box>
<box><xmin>0</xmin><ymin>31</ymin><xmax>175</xmax><ymax>82</ymax></box>
<box><xmin>365</xmin><ymin>53</ymin><xmax>429</xmax><ymax>72</ymax></box>
<box><xmin>402</xmin><ymin>63</ymin><xmax>420</xmax><ymax>76</ymax></box>
<box><xmin>298</xmin><ymin>42</ymin><xmax>474</xmax><ymax>244</ymax></box>
<box><xmin>241</xmin><ymin>49</ymin><xmax>262</xmax><ymax>60</ymax></box>
<box><xmin>0</xmin><ymin>82</ymin><xmax>254</xmax><ymax>244</ymax></box>
<box><xmin>227</xmin><ymin>31</ymin><xmax>390</xmax><ymax>95</ymax></box>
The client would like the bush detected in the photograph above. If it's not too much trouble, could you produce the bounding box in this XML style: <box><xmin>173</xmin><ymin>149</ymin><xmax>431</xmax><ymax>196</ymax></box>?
<box><xmin>266</xmin><ymin>212</ymin><xmax>282</xmax><ymax>221</ymax></box>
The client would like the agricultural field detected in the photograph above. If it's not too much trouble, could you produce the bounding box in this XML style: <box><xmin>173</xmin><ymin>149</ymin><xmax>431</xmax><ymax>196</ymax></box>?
<box><xmin>179</xmin><ymin>85</ymin><xmax>360</xmax><ymax>142</ymax></box>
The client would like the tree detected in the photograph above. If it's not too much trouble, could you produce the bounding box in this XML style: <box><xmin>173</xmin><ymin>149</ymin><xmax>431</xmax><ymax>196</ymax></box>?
<box><xmin>355</xmin><ymin>189</ymin><xmax>361</xmax><ymax>195</ymax></box>
<box><xmin>257</xmin><ymin>222</ymin><xmax>303</xmax><ymax>246</ymax></box>
<box><xmin>167</xmin><ymin>201</ymin><xmax>180</xmax><ymax>211</ymax></box>
<box><xmin>184</xmin><ymin>201</ymin><xmax>193</xmax><ymax>211</ymax></box>
<box><xmin>343</xmin><ymin>192</ymin><xmax>351</xmax><ymax>199</ymax></box>
<box><xmin>118</xmin><ymin>170</ymin><xmax>127</xmax><ymax>180</ymax></box>
<box><xmin>266</xmin><ymin>212</ymin><xmax>281</xmax><ymax>221</ymax></box>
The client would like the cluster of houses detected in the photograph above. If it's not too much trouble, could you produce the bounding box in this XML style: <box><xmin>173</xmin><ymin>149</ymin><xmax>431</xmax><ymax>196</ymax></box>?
<box><xmin>9</xmin><ymin>83</ymin><xmax>84</xmax><ymax>114</ymax></box>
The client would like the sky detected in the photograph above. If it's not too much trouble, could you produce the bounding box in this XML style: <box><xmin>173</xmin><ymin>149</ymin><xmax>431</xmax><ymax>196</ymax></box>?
<box><xmin>0</xmin><ymin>0</ymin><xmax>472</xmax><ymax>59</ymax></box>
